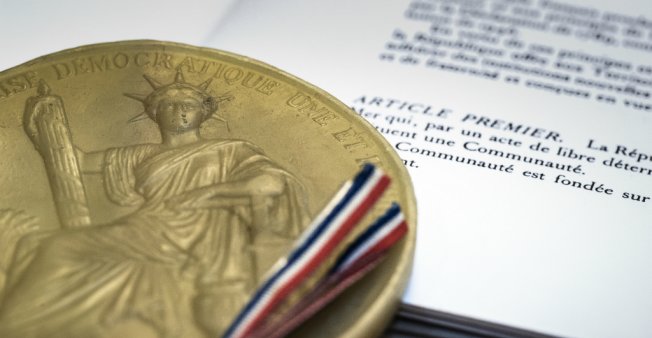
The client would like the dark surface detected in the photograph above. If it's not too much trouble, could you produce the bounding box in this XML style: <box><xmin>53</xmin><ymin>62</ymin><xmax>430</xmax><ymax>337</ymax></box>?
<box><xmin>384</xmin><ymin>304</ymin><xmax>560</xmax><ymax>338</ymax></box>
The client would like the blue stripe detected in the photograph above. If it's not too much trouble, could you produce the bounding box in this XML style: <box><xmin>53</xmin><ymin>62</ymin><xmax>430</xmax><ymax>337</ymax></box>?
<box><xmin>329</xmin><ymin>203</ymin><xmax>401</xmax><ymax>274</ymax></box>
<box><xmin>223</xmin><ymin>164</ymin><xmax>377</xmax><ymax>338</ymax></box>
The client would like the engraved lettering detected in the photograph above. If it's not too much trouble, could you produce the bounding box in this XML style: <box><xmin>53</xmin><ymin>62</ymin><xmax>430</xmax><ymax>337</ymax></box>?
<box><xmin>287</xmin><ymin>92</ymin><xmax>311</xmax><ymax>107</ymax></box>
<box><xmin>53</xmin><ymin>63</ymin><xmax>73</xmax><ymax>80</ymax></box>
<box><xmin>223</xmin><ymin>67</ymin><xmax>244</xmax><ymax>84</ymax></box>
<box><xmin>178</xmin><ymin>56</ymin><xmax>198</xmax><ymax>73</ymax></box>
<box><xmin>72</xmin><ymin>58</ymin><xmax>91</xmax><ymax>75</ymax></box>
<box><xmin>241</xmin><ymin>72</ymin><xmax>265</xmax><ymax>88</ymax></box>
<box><xmin>256</xmin><ymin>79</ymin><xmax>280</xmax><ymax>95</ymax></box>
<box><xmin>0</xmin><ymin>71</ymin><xmax>40</xmax><ymax>100</ymax></box>
<box><xmin>332</xmin><ymin>127</ymin><xmax>368</xmax><ymax>151</ymax></box>
<box><xmin>113</xmin><ymin>53</ymin><xmax>129</xmax><ymax>69</ymax></box>
<box><xmin>197</xmin><ymin>59</ymin><xmax>216</xmax><ymax>74</ymax></box>
<box><xmin>286</xmin><ymin>92</ymin><xmax>340</xmax><ymax>126</ymax></box>
<box><xmin>90</xmin><ymin>55</ymin><xmax>112</xmax><ymax>72</ymax></box>
<box><xmin>236</xmin><ymin>72</ymin><xmax>280</xmax><ymax>94</ymax></box>
<box><xmin>211</xmin><ymin>63</ymin><xmax>228</xmax><ymax>78</ymax></box>
<box><xmin>178</xmin><ymin>57</ymin><xmax>225</xmax><ymax>75</ymax></box>
<box><xmin>312</xmin><ymin>112</ymin><xmax>338</xmax><ymax>126</ymax></box>
<box><xmin>154</xmin><ymin>52</ymin><xmax>174</xmax><ymax>69</ymax></box>
<box><xmin>190</xmin><ymin>62</ymin><xmax>281</xmax><ymax>94</ymax></box>
<box><xmin>134</xmin><ymin>52</ymin><xmax>151</xmax><ymax>67</ymax></box>
<box><xmin>8</xmin><ymin>72</ymin><xmax>38</xmax><ymax>91</ymax></box>
<box><xmin>51</xmin><ymin>54</ymin><xmax>136</xmax><ymax>79</ymax></box>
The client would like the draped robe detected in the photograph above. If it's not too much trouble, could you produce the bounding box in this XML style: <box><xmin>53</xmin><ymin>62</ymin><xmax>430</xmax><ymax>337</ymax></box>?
<box><xmin>0</xmin><ymin>139</ymin><xmax>309</xmax><ymax>338</ymax></box>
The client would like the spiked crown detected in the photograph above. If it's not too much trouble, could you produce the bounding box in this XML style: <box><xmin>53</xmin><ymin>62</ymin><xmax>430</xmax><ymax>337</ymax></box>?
<box><xmin>125</xmin><ymin>69</ymin><xmax>231</xmax><ymax>124</ymax></box>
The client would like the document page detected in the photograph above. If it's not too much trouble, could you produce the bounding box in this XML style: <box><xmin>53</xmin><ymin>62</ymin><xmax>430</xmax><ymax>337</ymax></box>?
<box><xmin>209</xmin><ymin>0</ymin><xmax>652</xmax><ymax>337</ymax></box>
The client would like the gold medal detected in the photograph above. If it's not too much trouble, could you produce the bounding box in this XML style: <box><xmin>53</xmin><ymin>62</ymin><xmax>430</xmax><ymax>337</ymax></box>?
<box><xmin>0</xmin><ymin>41</ymin><xmax>416</xmax><ymax>337</ymax></box>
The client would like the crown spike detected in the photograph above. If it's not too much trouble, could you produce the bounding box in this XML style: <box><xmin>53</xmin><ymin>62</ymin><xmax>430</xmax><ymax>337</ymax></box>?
<box><xmin>175</xmin><ymin>69</ymin><xmax>185</xmax><ymax>83</ymax></box>
<box><xmin>142</xmin><ymin>74</ymin><xmax>162</xmax><ymax>89</ymax></box>
<box><xmin>128</xmin><ymin>112</ymin><xmax>150</xmax><ymax>123</ymax></box>
<box><xmin>215</xmin><ymin>93</ymin><xmax>234</xmax><ymax>104</ymax></box>
<box><xmin>210</xmin><ymin>114</ymin><xmax>226</xmax><ymax>123</ymax></box>
<box><xmin>123</xmin><ymin>92</ymin><xmax>148</xmax><ymax>102</ymax></box>
<box><xmin>198</xmin><ymin>78</ymin><xmax>213</xmax><ymax>91</ymax></box>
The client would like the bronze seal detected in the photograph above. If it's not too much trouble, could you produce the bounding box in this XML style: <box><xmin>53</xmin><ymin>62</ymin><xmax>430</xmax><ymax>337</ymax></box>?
<box><xmin>0</xmin><ymin>41</ymin><xmax>416</xmax><ymax>338</ymax></box>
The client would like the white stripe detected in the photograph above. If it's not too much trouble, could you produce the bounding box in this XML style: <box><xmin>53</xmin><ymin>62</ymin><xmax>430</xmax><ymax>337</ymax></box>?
<box><xmin>259</xmin><ymin>180</ymin><xmax>353</xmax><ymax>281</ymax></box>
<box><xmin>230</xmin><ymin>169</ymin><xmax>384</xmax><ymax>338</ymax></box>
<box><xmin>229</xmin><ymin>176</ymin><xmax>369</xmax><ymax>338</ymax></box>
<box><xmin>233</xmin><ymin>169</ymin><xmax>382</xmax><ymax>337</ymax></box>
<box><xmin>335</xmin><ymin>211</ymin><xmax>404</xmax><ymax>274</ymax></box>
<box><xmin>293</xmin><ymin>180</ymin><xmax>353</xmax><ymax>246</ymax></box>
<box><xmin>278</xmin><ymin>169</ymin><xmax>383</xmax><ymax>281</ymax></box>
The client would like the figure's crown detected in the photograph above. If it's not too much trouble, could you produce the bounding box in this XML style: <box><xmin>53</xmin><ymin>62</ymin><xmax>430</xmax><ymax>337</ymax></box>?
<box><xmin>125</xmin><ymin>69</ymin><xmax>232</xmax><ymax>124</ymax></box>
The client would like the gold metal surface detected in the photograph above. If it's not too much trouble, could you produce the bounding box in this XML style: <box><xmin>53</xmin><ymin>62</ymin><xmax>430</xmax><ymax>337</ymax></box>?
<box><xmin>0</xmin><ymin>41</ymin><xmax>416</xmax><ymax>338</ymax></box>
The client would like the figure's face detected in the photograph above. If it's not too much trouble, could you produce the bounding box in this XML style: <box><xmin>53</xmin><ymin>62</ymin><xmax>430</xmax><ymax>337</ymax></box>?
<box><xmin>156</xmin><ymin>92</ymin><xmax>204</xmax><ymax>133</ymax></box>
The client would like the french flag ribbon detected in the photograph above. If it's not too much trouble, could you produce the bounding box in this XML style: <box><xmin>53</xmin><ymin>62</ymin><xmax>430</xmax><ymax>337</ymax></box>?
<box><xmin>223</xmin><ymin>164</ymin><xmax>391</xmax><ymax>338</ymax></box>
<box><xmin>329</xmin><ymin>203</ymin><xmax>407</xmax><ymax>276</ymax></box>
<box><xmin>250</xmin><ymin>204</ymin><xmax>408</xmax><ymax>338</ymax></box>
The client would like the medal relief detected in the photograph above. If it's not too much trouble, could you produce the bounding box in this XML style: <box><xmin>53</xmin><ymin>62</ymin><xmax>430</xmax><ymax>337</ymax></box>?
<box><xmin>0</xmin><ymin>71</ymin><xmax>310</xmax><ymax>338</ymax></box>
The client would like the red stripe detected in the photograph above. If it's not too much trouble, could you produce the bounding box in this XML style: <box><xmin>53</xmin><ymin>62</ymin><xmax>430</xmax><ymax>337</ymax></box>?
<box><xmin>252</xmin><ymin>222</ymin><xmax>409</xmax><ymax>338</ymax></box>
<box><xmin>255</xmin><ymin>251</ymin><xmax>389</xmax><ymax>338</ymax></box>
<box><xmin>239</xmin><ymin>174</ymin><xmax>391</xmax><ymax>337</ymax></box>
<box><xmin>339</xmin><ymin>221</ymin><xmax>408</xmax><ymax>276</ymax></box>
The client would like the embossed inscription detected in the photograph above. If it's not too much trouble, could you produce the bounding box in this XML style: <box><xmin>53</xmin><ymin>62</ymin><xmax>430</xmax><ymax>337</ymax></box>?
<box><xmin>0</xmin><ymin>71</ymin><xmax>39</xmax><ymax>101</ymax></box>
<box><xmin>51</xmin><ymin>53</ymin><xmax>282</xmax><ymax>96</ymax></box>
<box><xmin>210</xmin><ymin>63</ymin><xmax>281</xmax><ymax>94</ymax></box>
<box><xmin>134</xmin><ymin>52</ymin><xmax>175</xmax><ymax>69</ymax></box>
<box><xmin>53</xmin><ymin>53</ymin><xmax>133</xmax><ymax>79</ymax></box>
<box><xmin>287</xmin><ymin>91</ymin><xmax>340</xmax><ymax>126</ymax></box>
<box><xmin>332</xmin><ymin>126</ymin><xmax>369</xmax><ymax>151</ymax></box>
<box><xmin>170</xmin><ymin>56</ymin><xmax>281</xmax><ymax>94</ymax></box>
<box><xmin>287</xmin><ymin>91</ymin><xmax>377</xmax><ymax>166</ymax></box>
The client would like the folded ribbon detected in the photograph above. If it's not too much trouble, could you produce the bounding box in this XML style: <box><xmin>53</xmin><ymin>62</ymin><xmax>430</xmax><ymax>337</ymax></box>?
<box><xmin>223</xmin><ymin>164</ymin><xmax>408</xmax><ymax>338</ymax></box>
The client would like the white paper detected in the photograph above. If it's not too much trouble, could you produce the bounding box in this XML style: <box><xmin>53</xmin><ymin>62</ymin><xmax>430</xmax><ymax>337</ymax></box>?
<box><xmin>0</xmin><ymin>0</ymin><xmax>237</xmax><ymax>70</ymax></box>
<box><xmin>207</xmin><ymin>1</ymin><xmax>652</xmax><ymax>337</ymax></box>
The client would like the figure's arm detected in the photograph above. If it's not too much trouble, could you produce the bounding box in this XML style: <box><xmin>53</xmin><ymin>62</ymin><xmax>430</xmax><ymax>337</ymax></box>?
<box><xmin>75</xmin><ymin>148</ymin><xmax>105</xmax><ymax>174</ymax></box>
<box><xmin>167</xmin><ymin>172</ymin><xmax>285</xmax><ymax>210</ymax></box>
<box><xmin>193</xmin><ymin>173</ymin><xmax>284</xmax><ymax>200</ymax></box>
<box><xmin>207</xmin><ymin>173</ymin><xmax>284</xmax><ymax>197</ymax></box>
